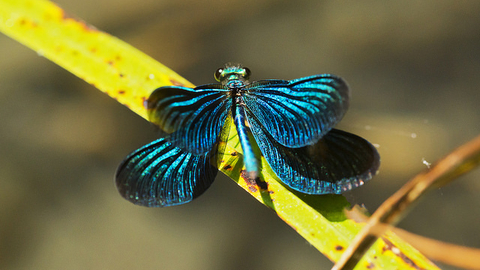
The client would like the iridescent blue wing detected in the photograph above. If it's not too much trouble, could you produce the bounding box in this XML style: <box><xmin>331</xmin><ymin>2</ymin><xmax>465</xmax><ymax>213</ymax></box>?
<box><xmin>115</xmin><ymin>114</ymin><xmax>231</xmax><ymax>207</ymax></box>
<box><xmin>115</xmin><ymin>138</ymin><xmax>217</xmax><ymax>207</ymax></box>
<box><xmin>243</xmin><ymin>75</ymin><xmax>348</xmax><ymax>148</ymax></box>
<box><xmin>248</xmin><ymin>111</ymin><xmax>379</xmax><ymax>194</ymax></box>
<box><xmin>116</xmin><ymin>84</ymin><xmax>232</xmax><ymax>207</ymax></box>
<box><xmin>147</xmin><ymin>84</ymin><xmax>230</xmax><ymax>154</ymax></box>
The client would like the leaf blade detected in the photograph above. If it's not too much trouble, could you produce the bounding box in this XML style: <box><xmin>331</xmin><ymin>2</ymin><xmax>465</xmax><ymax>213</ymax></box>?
<box><xmin>0</xmin><ymin>0</ymin><xmax>194</xmax><ymax>120</ymax></box>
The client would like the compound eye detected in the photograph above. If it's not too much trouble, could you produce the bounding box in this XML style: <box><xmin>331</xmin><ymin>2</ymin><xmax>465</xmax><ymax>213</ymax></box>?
<box><xmin>214</xmin><ymin>68</ymin><xmax>223</xmax><ymax>82</ymax></box>
<box><xmin>243</xmin><ymin>67</ymin><xmax>251</xmax><ymax>79</ymax></box>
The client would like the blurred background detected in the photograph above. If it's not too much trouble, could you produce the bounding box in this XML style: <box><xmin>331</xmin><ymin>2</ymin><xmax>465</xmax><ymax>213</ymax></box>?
<box><xmin>1</xmin><ymin>0</ymin><xmax>479</xmax><ymax>269</ymax></box>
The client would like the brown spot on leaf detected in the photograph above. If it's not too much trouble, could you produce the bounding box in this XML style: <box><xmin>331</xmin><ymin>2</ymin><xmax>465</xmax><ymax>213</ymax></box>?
<box><xmin>241</xmin><ymin>170</ymin><xmax>258</xmax><ymax>193</ymax></box>
<box><xmin>231</xmin><ymin>152</ymin><xmax>237</xmax><ymax>156</ymax></box>
<box><xmin>382</xmin><ymin>238</ymin><xmax>425</xmax><ymax>270</ymax></box>
<box><xmin>170</xmin><ymin>79</ymin><xmax>185</xmax><ymax>86</ymax></box>
<box><xmin>223</xmin><ymin>164</ymin><xmax>232</xmax><ymax>170</ymax></box>
<box><xmin>61</xmin><ymin>10</ymin><xmax>73</xmax><ymax>20</ymax></box>
<box><xmin>256</xmin><ymin>180</ymin><xmax>268</xmax><ymax>190</ymax></box>
<box><xmin>118</xmin><ymin>90</ymin><xmax>125</xmax><ymax>94</ymax></box>
<box><xmin>61</xmin><ymin>10</ymin><xmax>98</xmax><ymax>32</ymax></box>
<box><xmin>335</xmin><ymin>245</ymin><xmax>344</xmax><ymax>251</ymax></box>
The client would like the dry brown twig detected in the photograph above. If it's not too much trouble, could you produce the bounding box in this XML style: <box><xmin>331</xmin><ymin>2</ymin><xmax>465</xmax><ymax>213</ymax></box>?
<box><xmin>332</xmin><ymin>134</ymin><xmax>480</xmax><ymax>270</ymax></box>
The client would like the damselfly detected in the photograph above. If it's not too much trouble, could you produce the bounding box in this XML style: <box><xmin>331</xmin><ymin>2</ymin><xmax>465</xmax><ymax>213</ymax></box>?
<box><xmin>116</xmin><ymin>63</ymin><xmax>380</xmax><ymax>207</ymax></box>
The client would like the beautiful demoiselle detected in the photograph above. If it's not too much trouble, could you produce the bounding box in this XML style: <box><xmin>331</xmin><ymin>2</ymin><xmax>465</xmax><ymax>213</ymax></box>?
<box><xmin>116</xmin><ymin>63</ymin><xmax>380</xmax><ymax>207</ymax></box>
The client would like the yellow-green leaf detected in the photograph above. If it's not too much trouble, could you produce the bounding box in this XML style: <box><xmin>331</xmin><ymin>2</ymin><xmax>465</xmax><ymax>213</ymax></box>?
<box><xmin>0</xmin><ymin>0</ymin><xmax>439</xmax><ymax>269</ymax></box>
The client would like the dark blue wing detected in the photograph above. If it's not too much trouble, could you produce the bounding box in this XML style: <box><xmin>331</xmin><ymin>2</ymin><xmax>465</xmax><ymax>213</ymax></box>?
<box><xmin>243</xmin><ymin>75</ymin><xmax>348</xmax><ymax>148</ymax></box>
<box><xmin>147</xmin><ymin>84</ymin><xmax>230</xmax><ymax>155</ymax></box>
<box><xmin>248</xmin><ymin>111</ymin><xmax>379</xmax><ymax>194</ymax></box>
<box><xmin>115</xmin><ymin>137</ymin><xmax>221</xmax><ymax>207</ymax></box>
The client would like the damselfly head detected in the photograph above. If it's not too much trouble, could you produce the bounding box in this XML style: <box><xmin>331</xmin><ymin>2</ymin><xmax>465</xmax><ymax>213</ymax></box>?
<box><xmin>214</xmin><ymin>63</ymin><xmax>251</xmax><ymax>84</ymax></box>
